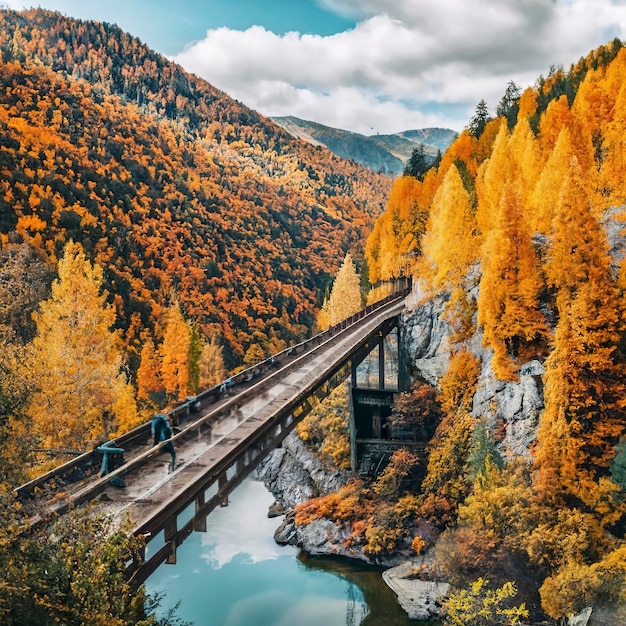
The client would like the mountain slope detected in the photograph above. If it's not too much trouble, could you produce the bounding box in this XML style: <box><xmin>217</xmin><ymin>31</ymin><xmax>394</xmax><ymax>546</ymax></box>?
<box><xmin>0</xmin><ymin>8</ymin><xmax>391</xmax><ymax>367</ymax></box>
<box><xmin>272</xmin><ymin>116</ymin><xmax>457</xmax><ymax>175</ymax></box>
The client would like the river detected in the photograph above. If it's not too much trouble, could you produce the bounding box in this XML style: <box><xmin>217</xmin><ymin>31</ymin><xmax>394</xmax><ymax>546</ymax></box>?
<box><xmin>146</xmin><ymin>478</ymin><xmax>433</xmax><ymax>625</ymax></box>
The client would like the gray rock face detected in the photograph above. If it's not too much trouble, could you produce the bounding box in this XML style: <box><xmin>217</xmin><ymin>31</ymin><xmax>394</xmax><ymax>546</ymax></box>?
<box><xmin>401</xmin><ymin>283</ymin><xmax>451</xmax><ymax>386</ymax></box>
<box><xmin>472</xmin><ymin>358</ymin><xmax>545</xmax><ymax>458</ymax></box>
<box><xmin>401</xmin><ymin>280</ymin><xmax>545</xmax><ymax>458</ymax></box>
<box><xmin>255</xmin><ymin>432</ymin><xmax>350</xmax><ymax>508</ymax></box>
<box><xmin>604</xmin><ymin>206</ymin><xmax>626</xmax><ymax>270</ymax></box>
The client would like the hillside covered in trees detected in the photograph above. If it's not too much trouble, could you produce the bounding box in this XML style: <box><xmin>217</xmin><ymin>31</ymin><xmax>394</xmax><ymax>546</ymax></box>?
<box><xmin>304</xmin><ymin>37</ymin><xmax>626</xmax><ymax>623</ymax></box>
<box><xmin>0</xmin><ymin>8</ymin><xmax>391</xmax><ymax>372</ymax></box>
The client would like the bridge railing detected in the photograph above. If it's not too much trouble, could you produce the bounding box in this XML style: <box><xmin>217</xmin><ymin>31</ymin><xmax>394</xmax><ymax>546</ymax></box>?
<box><xmin>15</xmin><ymin>279</ymin><xmax>410</xmax><ymax>502</ymax></box>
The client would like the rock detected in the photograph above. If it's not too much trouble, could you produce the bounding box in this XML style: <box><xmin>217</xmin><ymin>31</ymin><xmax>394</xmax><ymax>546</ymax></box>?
<box><xmin>267</xmin><ymin>501</ymin><xmax>288</xmax><ymax>518</ymax></box>
<box><xmin>274</xmin><ymin>512</ymin><xmax>374</xmax><ymax>562</ymax></box>
<box><xmin>274</xmin><ymin>511</ymin><xmax>298</xmax><ymax>545</ymax></box>
<box><xmin>382</xmin><ymin>558</ymin><xmax>450</xmax><ymax>620</ymax></box>
<box><xmin>604</xmin><ymin>205</ymin><xmax>626</xmax><ymax>269</ymax></box>
<box><xmin>400</xmin><ymin>282</ymin><xmax>451</xmax><ymax>386</ymax></box>
<box><xmin>472</xmin><ymin>358</ymin><xmax>545</xmax><ymax>458</ymax></box>
<box><xmin>401</xmin><ymin>280</ymin><xmax>546</xmax><ymax>458</ymax></box>
<box><xmin>255</xmin><ymin>432</ymin><xmax>350</xmax><ymax>508</ymax></box>
<box><xmin>569</xmin><ymin>607</ymin><xmax>592</xmax><ymax>626</ymax></box>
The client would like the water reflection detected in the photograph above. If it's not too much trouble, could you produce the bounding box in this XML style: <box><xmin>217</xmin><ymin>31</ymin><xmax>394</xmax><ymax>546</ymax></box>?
<box><xmin>147</xmin><ymin>479</ymin><xmax>368</xmax><ymax>625</ymax></box>
<box><xmin>299</xmin><ymin>554</ymin><xmax>440</xmax><ymax>626</ymax></box>
<box><xmin>148</xmin><ymin>478</ymin><xmax>441</xmax><ymax>625</ymax></box>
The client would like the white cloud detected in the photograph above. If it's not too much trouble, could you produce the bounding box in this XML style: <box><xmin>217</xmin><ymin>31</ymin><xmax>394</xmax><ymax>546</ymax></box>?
<box><xmin>174</xmin><ymin>1</ymin><xmax>626</xmax><ymax>133</ymax></box>
<box><xmin>199</xmin><ymin>480</ymin><xmax>297</xmax><ymax>569</ymax></box>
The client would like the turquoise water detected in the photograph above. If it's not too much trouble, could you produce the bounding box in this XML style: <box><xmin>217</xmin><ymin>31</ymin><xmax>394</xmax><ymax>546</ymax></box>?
<box><xmin>146</xmin><ymin>479</ymin><xmax>423</xmax><ymax>626</ymax></box>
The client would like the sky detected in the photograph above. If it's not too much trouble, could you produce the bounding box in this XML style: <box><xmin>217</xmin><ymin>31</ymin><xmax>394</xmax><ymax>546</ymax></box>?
<box><xmin>5</xmin><ymin>0</ymin><xmax>626</xmax><ymax>134</ymax></box>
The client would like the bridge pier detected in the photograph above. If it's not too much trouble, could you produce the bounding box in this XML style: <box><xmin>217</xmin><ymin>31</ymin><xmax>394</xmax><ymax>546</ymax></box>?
<box><xmin>218</xmin><ymin>472</ymin><xmax>228</xmax><ymax>507</ymax></box>
<box><xmin>349</xmin><ymin>322</ymin><xmax>402</xmax><ymax>475</ymax></box>
<box><xmin>164</xmin><ymin>518</ymin><xmax>177</xmax><ymax>565</ymax></box>
<box><xmin>194</xmin><ymin>492</ymin><xmax>207</xmax><ymax>532</ymax></box>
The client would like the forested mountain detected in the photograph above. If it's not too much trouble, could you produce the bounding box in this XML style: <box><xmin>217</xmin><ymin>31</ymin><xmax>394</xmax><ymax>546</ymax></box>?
<box><xmin>273</xmin><ymin>115</ymin><xmax>456</xmax><ymax>175</ymax></box>
<box><xmin>0</xmin><ymin>8</ymin><xmax>391</xmax><ymax>370</ymax></box>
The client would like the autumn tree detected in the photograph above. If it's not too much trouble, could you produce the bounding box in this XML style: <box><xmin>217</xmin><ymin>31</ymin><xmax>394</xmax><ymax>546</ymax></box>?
<box><xmin>159</xmin><ymin>299</ymin><xmax>191</xmax><ymax>401</ymax></box>
<box><xmin>477</xmin><ymin>136</ymin><xmax>548</xmax><ymax>379</ymax></box>
<box><xmin>388</xmin><ymin>381</ymin><xmax>441</xmax><ymax>440</ymax></box>
<box><xmin>0</xmin><ymin>243</ymin><xmax>53</xmax><ymax>343</ymax></box>
<box><xmin>533</xmin><ymin>157</ymin><xmax>626</xmax><ymax>514</ymax></box>
<box><xmin>0</xmin><ymin>340</ymin><xmax>35</xmax><ymax>486</ymax></box>
<box><xmin>325</xmin><ymin>252</ymin><xmax>362</xmax><ymax>328</ymax></box>
<box><xmin>27</xmin><ymin>241</ymin><xmax>137</xmax><ymax>452</ymax></box>
<box><xmin>198</xmin><ymin>333</ymin><xmax>226</xmax><ymax>388</ymax></box>
<box><xmin>136</xmin><ymin>336</ymin><xmax>164</xmax><ymax>404</ymax></box>
<box><xmin>419</xmin><ymin>350</ymin><xmax>481</xmax><ymax>526</ymax></box>
<box><xmin>440</xmin><ymin>578</ymin><xmax>528</xmax><ymax>626</ymax></box>
<box><xmin>365</xmin><ymin>175</ymin><xmax>429</xmax><ymax>282</ymax></box>
<box><xmin>421</xmin><ymin>164</ymin><xmax>478</xmax><ymax>331</ymax></box>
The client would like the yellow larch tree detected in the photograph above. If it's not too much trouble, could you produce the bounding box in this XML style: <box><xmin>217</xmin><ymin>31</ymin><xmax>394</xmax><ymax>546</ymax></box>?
<box><xmin>475</xmin><ymin>121</ymin><xmax>508</xmax><ymax>236</ymax></box>
<box><xmin>477</xmin><ymin>122</ymin><xmax>548</xmax><ymax>379</ymax></box>
<box><xmin>534</xmin><ymin>157</ymin><xmax>626</xmax><ymax>512</ymax></box>
<box><xmin>530</xmin><ymin>127</ymin><xmax>576</xmax><ymax>234</ymax></box>
<box><xmin>508</xmin><ymin>118</ymin><xmax>541</xmax><ymax>209</ymax></box>
<box><xmin>27</xmin><ymin>241</ymin><xmax>137</xmax><ymax>451</ymax></box>
<box><xmin>326</xmin><ymin>253</ymin><xmax>362</xmax><ymax>327</ymax></box>
<box><xmin>198</xmin><ymin>334</ymin><xmax>226</xmax><ymax>388</ymax></box>
<box><xmin>159</xmin><ymin>299</ymin><xmax>191</xmax><ymax>401</ymax></box>
<box><xmin>421</xmin><ymin>164</ymin><xmax>478</xmax><ymax>330</ymax></box>
<box><xmin>537</xmin><ymin>95</ymin><xmax>573</xmax><ymax>162</ymax></box>
<box><xmin>136</xmin><ymin>335</ymin><xmax>163</xmax><ymax>402</ymax></box>
<box><xmin>478</xmin><ymin>172</ymin><xmax>549</xmax><ymax>380</ymax></box>
<box><xmin>600</xmin><ymin>79</ymin><xmax>626</xmax><ymax>204</ymax></box>
<box><xmin>517</xmin><ymin>87</ymin><xmax>538</xmax><ymax>121</ymax></box>
<box><xmin>366</xmin><ymin>174</ymin><xmax>433</xmax><ymax>284</ymax></box>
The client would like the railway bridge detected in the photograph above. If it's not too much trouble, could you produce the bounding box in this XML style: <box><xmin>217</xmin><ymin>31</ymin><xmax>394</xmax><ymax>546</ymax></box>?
<box><xmin>16</xmin><ymin>284</ymin><xmax>410</xmax><ymax>584</ymax></box>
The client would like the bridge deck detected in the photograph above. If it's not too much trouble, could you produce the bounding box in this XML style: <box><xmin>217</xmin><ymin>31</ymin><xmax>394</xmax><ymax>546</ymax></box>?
<box><xmin>19</xmin><ymin>288</ymin><xmax>409</xmax><ymax>582</ymax></box>
<box><xmin>100</xmin><ymin>296</ymin><xmax>405</xmax><ymax>531</ymax></box>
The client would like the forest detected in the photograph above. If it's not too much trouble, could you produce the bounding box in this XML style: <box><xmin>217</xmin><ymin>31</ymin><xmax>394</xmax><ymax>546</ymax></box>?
<box><xmin>305</xmin><ymin>36</ymin><xmax>626</xmax><ymax>624</ymax></box>
<box><xmin>0</xmin><ymin>7</ymin><xmax>391</xmax><ymax>624</ymax></box>
<box><xmin>0</xmin><ymin>8</ymin><xmax>390</xmax><ymax>367</ymax></box>
<box><xmin>2</xmin><ymin>5</ymin><xmax>626</xmax><ymax>625</ymax></box>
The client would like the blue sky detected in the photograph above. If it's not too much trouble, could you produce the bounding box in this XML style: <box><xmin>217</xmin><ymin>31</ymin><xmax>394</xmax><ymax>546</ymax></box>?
<box><xmin>6</xmin><ymin>1</ymin><xmax>626</xmax><ymax>134</ymax></box>
<box><xmin>9</xmin><ymin>0</ymin><xmax>357</xmax><ymax>55</ymax></box>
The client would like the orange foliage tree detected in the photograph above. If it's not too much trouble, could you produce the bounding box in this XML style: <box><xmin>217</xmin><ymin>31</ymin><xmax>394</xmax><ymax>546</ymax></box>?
<box><xmin>26</xmin><ymin>241</ymin><xmax>137</xmax><ymax>451</ymax></box>
<box><xmin>534</xmin><ymin>157</ymin><xmax>626</xmax><ymax>513</ymax></box>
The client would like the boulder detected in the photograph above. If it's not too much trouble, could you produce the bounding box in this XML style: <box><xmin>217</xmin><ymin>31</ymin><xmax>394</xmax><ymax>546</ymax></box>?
<box><xmin>569</xmin><ymin>607</ymin><xmax>592</xmax><ymax>626</ymax></box>
<box><xmin>274</xmin><ymin>512</ymin><xmax>373</xmax><ymax>563</ymax></box>
<box><xmin>382</xmin><ymin>558</ymin><xmax>449</xmax><ymax>620</ymax></box>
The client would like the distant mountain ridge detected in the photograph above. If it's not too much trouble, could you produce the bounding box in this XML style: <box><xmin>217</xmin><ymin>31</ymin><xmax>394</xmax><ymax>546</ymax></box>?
<box><xmin>272</xmin><ymin>116</ymin><xmax>457</xmax><ymax>175</ymax></box>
